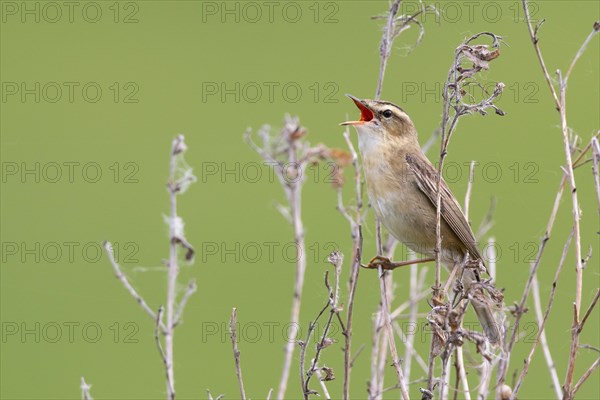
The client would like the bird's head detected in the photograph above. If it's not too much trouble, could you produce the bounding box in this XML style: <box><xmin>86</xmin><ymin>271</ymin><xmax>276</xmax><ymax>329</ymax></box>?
<box><xmin>341</xmin><ymin>94</ymin><xmax>416</xmax><ymax>136</ymax></box>
<box><xmin>341</xmin><ymin>94</ymin><xmax>417</xmax><ymax>153</ymax></box>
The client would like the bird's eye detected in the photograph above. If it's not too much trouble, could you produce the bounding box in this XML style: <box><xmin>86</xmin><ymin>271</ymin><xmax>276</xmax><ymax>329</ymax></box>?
<box><xmin>382</xmin><ymin>109</ymin><xmax>393</xmax><ymax>118</ymax></box>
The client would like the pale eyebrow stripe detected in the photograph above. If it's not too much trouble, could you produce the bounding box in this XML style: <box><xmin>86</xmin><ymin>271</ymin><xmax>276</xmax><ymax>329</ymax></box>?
<box><xmin>378</xmin><ymin>101</ymin><xmax>405</xmax><ymax>113</ymax></box>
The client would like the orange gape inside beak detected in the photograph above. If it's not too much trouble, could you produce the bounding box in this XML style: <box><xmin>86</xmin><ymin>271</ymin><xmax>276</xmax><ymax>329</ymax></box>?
<box><xmin>352</xmin><ymin>97</ymin><xmax>374</xmax><ymax>122</ymax></box>
<box><xmin>340</xmin><ymin>96</ymin><xmax>374</xmax><ymax>126</ymax></box>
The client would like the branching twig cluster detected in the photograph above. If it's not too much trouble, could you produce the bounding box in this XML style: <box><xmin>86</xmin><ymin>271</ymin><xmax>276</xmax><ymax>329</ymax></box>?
<box><xmin>103</xmin><ymin>135</ymin><xmax>197</xmax><ymax>400</ymax></box>
<box><xmin>80</xmin><ymin>377</ymin><xmax>93</xmax><ymax>400</ymax></box>
<box><xmin>420</xmin><ymin>32</ymin><xmax>506</xmax><ymax>399</ymax></box>
<box><xmin>245</xmin><ymin>116</ymin><xmax>334</xmax><ymax>399</ymax></box>
<box><xmin>91</xmin><ymin>3</ymin><xmax>598</xmax><ymax>400</ymax></box>
<box><xmin>494</xmin><ymin>4</ymin><xmax>600</xmax><ymax>399</ymax></box>
<box><xmin>299</xmin><ymin>251</ymin><xmax>344</xmax><ymax>400</ymax></box>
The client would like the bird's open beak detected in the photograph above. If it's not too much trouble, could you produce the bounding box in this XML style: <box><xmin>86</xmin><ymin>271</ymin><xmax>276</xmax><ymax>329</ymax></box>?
<box><xmin>340</xmin><ymin>94</ymin><xmax>374</xmax><ymax>126</ymax></box>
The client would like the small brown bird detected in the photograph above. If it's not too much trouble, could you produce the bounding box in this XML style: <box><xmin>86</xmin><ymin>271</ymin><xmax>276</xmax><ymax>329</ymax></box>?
<box><xmin>342</xmin><ymin>94</ymin><xmax>502</xmax><ymax>345</ymax></box>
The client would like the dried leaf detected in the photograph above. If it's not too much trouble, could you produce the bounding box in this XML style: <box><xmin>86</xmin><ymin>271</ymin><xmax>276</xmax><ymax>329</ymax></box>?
<box><xmin>320</xmin><ymin>366</ymin><xmax>335</xmax><ymax>381</ymax></box>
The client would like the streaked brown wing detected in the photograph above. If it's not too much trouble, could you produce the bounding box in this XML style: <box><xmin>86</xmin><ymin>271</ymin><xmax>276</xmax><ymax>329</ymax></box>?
<box><xmin>405</xmin><ymin>152</ymin><xmax>483</xmax><ymax>262</ymax></box>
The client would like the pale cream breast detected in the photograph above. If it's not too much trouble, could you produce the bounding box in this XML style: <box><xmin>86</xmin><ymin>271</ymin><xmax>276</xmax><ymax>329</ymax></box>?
<box><xmin>358</xmin><ymin>132</ymin><xmax>464</xmax><ymax>263</ymax></box>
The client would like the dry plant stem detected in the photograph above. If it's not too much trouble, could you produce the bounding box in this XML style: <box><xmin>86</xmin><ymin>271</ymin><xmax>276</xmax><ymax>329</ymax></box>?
<box><xmin>497</xmin><ymin>132</ymin><xmax>598</xmax><ymax>383</ymax></box>
<box><xmin>371</xmin><ymin>2</ymin><xmax>438</xmax><ymax>398</ymax></box>
<box><xmin>424</xmin><ymin>337</ymin><xmax>436</xmax><ymax>397</ymax></box>
<box><xmin>229</xmin><ymin>308</ymin><xmax>247</xmax><ymax>400</ymax></box>
<box><xmin>104</xmin><ymin>135</ymin><xmax>195</xmax><ymax>400</ymax></box>
<box><xmin>372</xmin><ymin>236</ymin><xmax>409</xmax><ymax>399</ymax></box>
<box><xmin>164</xmin><ymin>137</ymin><xmax>184</xmax><ymax>400</ymax></box>
<box><xmin>521</xmin><ymin>4</ymin><xmax>599</xmax><ymax>396</ymax></box>
<box><xmin>454</xmin><ymin>347</ymin><xmax>470</xmax><ymax>400</ymax></box>
<box><xmin>368</xmin><ymin>310</ymin><xmax>384</xmax><ymax>399</ymax></box>
<box><xmin>370</xmin><ymin>238</ymin><xmax>396</xmax><ymax>400</ymax></box>
<box><xmin>80</xmin><ymin>377</ymin><xmax>92</xmax><ymax>400</ymax></box>
<box><xmin>403</xmin><ymin>257</ymin><xmax>425</xmax><ymax>381</ymax></box>
<box><xmin>173</xmin><ymin>279</ymin><xmax>197</xmax><ymax>327</ymax></box>
<box><xmin>531</xmin><ymin>274</ymin><xmax>563</xmax><ymax>397</ymax></box>
<box><xmin>579</xmin><ymin>289</ymin><xmax>600</xmax><ymax>333</ymax></box>
<box><xmin>435</xmin><ymin>31</ymin><xmax>504</xmax><ymax>302</ymax></box>
<box><xmin>278</xmin><ymin>147</ymin><xmax>306</xmax><ymax>400</ymax></box>
<box><xmin>510</xmin><ymin>229</ymin><xmax>574</xmax><ymax>399</ymax></box>
<box><xmin>393</xmin><ymin>321</ymin><xmax>429</xmax><ymax>374</ymax></box>
<box><xmin>463</xmin><ymin>161</ymin><xmax>476</xmax><ymax>222</ymax></box>
<box><xmin>421</xmin><ymin>128</ymin><xmax>441</xmax><ymax>155</ymax></box>
<box><xmin>245</xmin><ymin>122</ymin><xmax>312</xmax><ymax>400</ymax></box>
<box><xmin>449</xmin><ymin>168</ymin><xmax>478</xmax><ymax>400</ymax></box>
<box><xmin>572</xmin><ymin>357</ymin><xmax>600</xmax><ymax>396</ymax></box>
<box><xmin>304</xmin><ymin>304</ymin><xmax>335</xmax><ymax>394</ymax></box>
<box><xmin>302</xmin><ymin>255</ymin><xmax>342</xmax><ymax>399</ymax></box>
<box><xmin>314</xmin><ymin>370</ymin><xmax>332</xmax><ymax>400</ymax></box>
<box><xmin>102</xmin><ymin>241</ymin><xmax>166</xmax><ymax>333</ymax></box>
<box><xmin>496</xmin><ymin>172</ymin><xmax>567</xmax><ymax>390</ymax></box>
<box><xmin>341</xmin><ymin>130</ymin><xmax>364</xmax><ymax>400</ymax></box>
<box><xmin>154</xmin><ymin>306</ymin><xmax>175</xmax><ymax>398</ymax></box>
<box><xmin>206</xmin><ymin>389</ymin><xmax>224</xmax><ymax>400</ymax></box>
<box><xmin>521</xmin><ymin>0</ymin><xmax>559</xmax><ymax>107</ymax></box>
<box><xmin>374</xmin><ymin>0</ymin><xmax>401</xmax><ymax>100</ymax></box>
<box><xmin>477</xmin><ymin>239</ymin><xmax>498</xmax><ymax>399</ymax></box>
<box><xmin>375</xmin><ymin>328</ymin><xmax>388</xmax><ymax>399</ymax></box>
<box><xmin>558</xmin><ymin>74</ymin><xmax>583</xmax><ymax>316</ymax></box>
<box><xmin>299</xmin><ymin>301</ymin><xmax>327</xmax><ymax>400</ymax></box>
<box><xmin>439</xmin><ymin>346</ymin><xmax>454</xmax><ymax>400</ymax></box>
<box><xmin>154</xmin><ymin>307</ymin><xmax>167</xmax><ymax>367</ymax></box>
<box><xmin>592</xmin><ymin>137</ymin><xmax>600</xmax><ymax>213</ymax></box>
<box><xmin>372</xmin><ymin>4</ymin><xmax>411</xmax><ymax>391</ymax></box>
<box><xmin>350</xmin><ymin>344</ymin><xmax>366</xmax><ymax>368</ymax></box>
<box><xmin>380</xmin><ymin>317</ymin><xmax>409</xmax><ymax>399</ymax></box>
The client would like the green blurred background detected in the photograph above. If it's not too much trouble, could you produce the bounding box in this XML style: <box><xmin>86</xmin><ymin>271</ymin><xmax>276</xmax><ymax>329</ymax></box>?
<box><xmin>1</xmin><ymin>1</ymin><xmax>598</xmax><ymax>399</ymax></box>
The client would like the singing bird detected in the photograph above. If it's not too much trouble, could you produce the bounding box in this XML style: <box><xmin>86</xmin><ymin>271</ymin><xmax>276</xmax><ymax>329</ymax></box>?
<box><xmin>342</xmin><ymin>94</ymin><xmax>502</xmax><ymax>345</ymax></box>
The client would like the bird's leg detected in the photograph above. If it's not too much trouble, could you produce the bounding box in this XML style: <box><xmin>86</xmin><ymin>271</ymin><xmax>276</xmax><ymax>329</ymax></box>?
<box><xmin>362</xmin><ymin>255</ymin><xmax>436</xmax><ymax>271</ymax></box>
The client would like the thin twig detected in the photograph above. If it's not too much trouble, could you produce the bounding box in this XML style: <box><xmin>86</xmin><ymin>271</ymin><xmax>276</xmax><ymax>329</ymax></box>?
<box><xmin>496</xmin><ymin>141</ymin><xmax>595</xmax><ymax>382</ymax></box>
<box><xmin>340</xmin><ymin>129</ymin><xmax>364</xmax><ymax>400</ymax></box>
<box><xmin>104</xmin><ymin>135</ymin><xmax>195</xmax><ymax>400</ymax></box>
<box><xmin>246</xmin><ymin>119</ymin><xmax>321</xmax><ymax>400</ymax></box>
<box><xmin>375</xmin><ymin>0</ymin><xmax>402</xmax><ymax>100</ymax></box>
<box><xmin>464</xmin><ymin>160</ymin><xmax>476</xmax><ymax>222</ymax></box>
<box><xmin>173</xmin><ymin>279</ymin><xmax>197</xmax><ymax>328</ymax></box>
<box><xmin>154</xmin><ymin>306</ymin><xmax>174</xmax><ymax>398</ymax></box>
<box><xmin>422</xmin><ymin>128</ymin><xmax>441</xmax><ymax>155</ymax></box>
<box><xmin>80</xmin><ymin>377</ymin><xmax>93</xmax><ymax>400</ymax></box>
<box><xmin>521</xmin><ymin>8</ymin><xmax>599</xmax><ymax>396</ymax></box>
<box><xmin>564</xmin><ymin>26</ymin><xmax>600</xmax><ymax>84</ymax></box>
<box><xmin>449</xmin><ymin>165</ymin><xmax>478</xmax><ymax>400</ymax></box>
<box><xmin>371</xmin><ymin>3</ymin><xmax>420</xmax><ymax>397</ymax></box>
<box><xmin>431</xmin><ymin>32</ymin><xmax>504</xmax><ymax>397</ymax></box>
<box><xmin>375</xmin><ymin>271</ymin><xmax>409</xmax><ymax>399</ymax></box>
<box><xmin>102</xmin><ymin>241</ymin><xmax>166</xmax><ymax>333</ymax></box>
<box><xmin>404</xmin><ymin>260</ymin><xmax>428</xmax><ymax>381</ymax></box>
<box><xmin>578</xmin><ymin>289</ymin><xmax>600</xmax><ymax>334</ymax></box>
<box><xmin>572</xmin><ymin>357</ymin><xmax>600</xmax><ymax>396</ymax></box>
<box><xmin>229</xmin><ymin>308</ymin><xmax>247</xmax><ymax>400</ymax></box>
<box><xmin>206</xmin><ymin>389</ymin><xmax>224</xmax><ymax>400</ymax></box>
<box><xmin>510</xmin><ymin>229</ymin><xmax>573</xmax><ymax>399</ymax></box>
<box><xmin>303</xmin><ymin>253</ymin><xmax>343</xmax><ymax>398</ymax></box>
<box><xmin>164</xmin><ymin>135</ymin><xmax>189</xmax><ymax>400</ymax></box>
<box><xmin>300</xmin><ymin>298</ymin><xmax>330</xmax><ymax>400</ymax></box>
<box><xmin>521</xmin><ymin>0</ymin><xmax>560</xmax><ymax>107</ymax></box>
<box><xmin>497</xmin><ymin>172</ymin><xmax>568</xmax><ymax>390</ymax></box>
<box><xmin>592</xmin><ymin>137</ymin><xmax>600</xmax><ymax>213</ymax></box>
<box><xmin>393</xmin><ymin>320</ymin><xmax>429</xmax><ymax>374</ymax></box>
<box><xmin>315</xmin><ymin>369</ymin><xmax>332</xmax><ymax>400</ymax></box>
